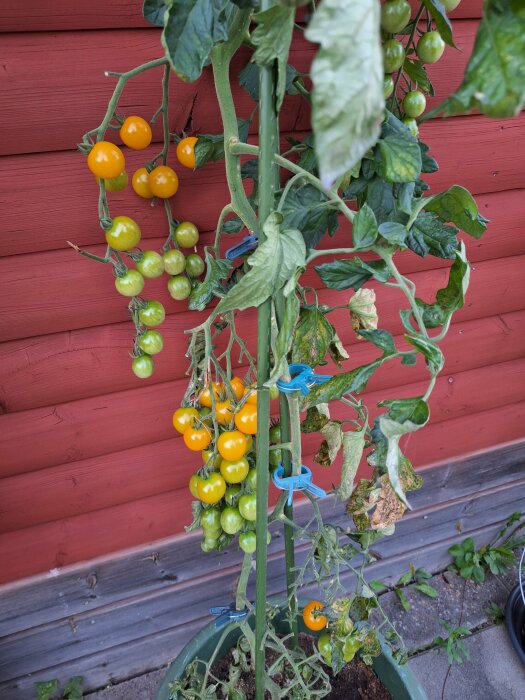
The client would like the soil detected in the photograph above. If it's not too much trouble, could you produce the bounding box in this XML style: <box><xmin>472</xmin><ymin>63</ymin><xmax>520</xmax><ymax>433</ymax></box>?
<box><xmin>210</xmin><ymin>633</ymin><xmax>392</xmax><ymax>699</ymax></box>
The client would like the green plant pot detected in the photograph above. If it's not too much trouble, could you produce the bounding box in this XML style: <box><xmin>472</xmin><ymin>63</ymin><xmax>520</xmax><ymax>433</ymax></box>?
<box><xmin>155</xmin><ymin>603</ymin><xmax>427</xmax><ymax>700</ymax></box>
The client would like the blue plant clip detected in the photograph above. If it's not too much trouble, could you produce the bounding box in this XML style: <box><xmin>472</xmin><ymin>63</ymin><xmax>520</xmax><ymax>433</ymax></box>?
<box><xmin>209</xmin><ymin>604</ymin><xmax>250</xmax><ymax>627</ymax></box>
<box><xmin>272</xmin><ymin>464</ymin><xmax>327</xmax><ymax>506</ymax></box>
<box><xmin>225</xmin><ymin>235</ymin><xmax>258</xmax><ymax>260</ymax></box>
<box><xmin>276</xmin><ymin>364</ymin><xmax>332</xmax><ymax>395</ymax></box>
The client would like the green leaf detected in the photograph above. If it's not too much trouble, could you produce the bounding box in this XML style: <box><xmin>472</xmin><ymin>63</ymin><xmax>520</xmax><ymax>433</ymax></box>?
<box><xmin>291</xmin><ymin>307</ymin><xmax>335</xmax><ymax>366</ymax></box>
<box><xmin>143</xmin><ymin>0</ymin><xmax>167</xmax><ymax>26</ymax></box>
<box><xmin>397</xmin><ymin>182</ymin><xmax>415</xmax><ymax>215</ymax></box>
<box><xmin>366</xmin><ymin>177</ymin><xmax>395</xmax><ymax>224</ymax></box>
<box><xmin>305</xmin><ymin>0</ymin><xmax>385</xmax><ymax>188</ymax></box>
<box><xmin>269</xmin><ymin>292</ymin><xmax>300</xmax><ymax>384</ymax></box>
<box><xmin>369</xmin><ymin>579</ymin><xmax>387</xmax><ymax>593</ymax></box>
<box><xmin>189</xmin><ymin>252</ymin><xmax>233</xmax><ymax>311</ymax></box>
<box><xmin>358</xmin><ymin>329</ymin><xmax>396</xmax><ymax>355</ymax></box>
<box><xmin>424</xmin><ymin>185</ymin><xmax>489</xmax><ymax>239</ymax></box>
<box><xmin>215</xmin><ymin>212</ymin><xmax>306</xmax><ymax>315</ymax></box>
<box><xmin>414</xmin><ymin>582</ymin><xmax>439</xmax><ymax>599</ymax></box>
<box><xmin>251</xmin><ymin>6</ymin><xmax>295</xmax><ymax>111</ymax></box>
<box><xmin>222</xmin><ymin>217</ymin><xmax>243</xmax><ymax>234</ymax></box>
<box><xmin>302</xmin><ymin>359</ymin><xmax>384</xmax><ymax>408</ymax></box>
<box><xmin>405</xmin><ymin>335</ymin><xmax>444</xmax><ymax>374</ymax></box>
<box><xmin>415</xmin><ymin>243</ymin><xmax>470</xmax><ymax>328</ymax></box>
<box><xmin>281</xmin><ymin>183</ymin><xmax>339</xmax><ymax>249</ymax></box>
<box><xmin>406</xmin><ymin>212</ymin><xmax>459</xmax><ymax>259</ymax></box>
<box><xmin>421</xmin><ymin>0</ymin><xmax>455</xmax><ymax>47</ymax></box>
<box><xmin>63</xmin><ymin>676</ymin><xmax>84</xmax><ymax>700</ymax></box>
<box><xmin>339</xmin><ymin>428</ymin><xmax>366</xmax><ymax>499</ymax></box>
<box><xmin>395</xmin><ymin>588</ymin><xmax>411</xmax><ymax>612</ymax></box>
<box><xmin>377</xmin><ymin>112</ymin><xmax>422</xmax><ymax>183</ymax></box>
<box><xmin>419</xmin><ymin>141</ymin><xmax>439</xmax><ymax>174</ymax></box>
<box><xmin>403</xmin><ymin>58</ymin><xmax>434</xmax><ymax>96</ymax></box>
<box><xmin>194</xmin><ymin>118</ymin><xmax>250</xmax><ymax>168</ymax></box>
<box><xmin>438</xmin><ymin>0</ymin><xmax>525</xmax><ymax>118</ymax></box>
<box><xmin>35</xmin><ymin>680</ymin><xmax>59</xmax><ymax>700</ymax></box>
<box><xmin>315</xmin><ymin>258</ymin><xmax>390</xmax><ymax>291</ymax></box>
<box><xmin>378</xmin><ymin>221</ymin><xmax>407</xmax><ymax>246</ymax></box>
<box><xmin>162</xmin><ymin>0</ymin><xmax>236</xmax><ymax>83</ymax></box>
<box><xmin>352</xmin><ymin>204</ymin><xmax>379</xmax><ymax>249</ymax></box>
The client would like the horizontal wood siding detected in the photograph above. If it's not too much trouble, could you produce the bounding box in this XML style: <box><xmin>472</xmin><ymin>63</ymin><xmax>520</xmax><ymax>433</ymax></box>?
<box><xmin>1</xmin><ymin>1</ymin><xmax>524</xmax><ymax>589</ymax></box>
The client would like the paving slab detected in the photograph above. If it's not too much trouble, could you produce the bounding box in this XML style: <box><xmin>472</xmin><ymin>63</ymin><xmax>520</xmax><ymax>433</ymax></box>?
<box><xmin>84</xmin><ymin>668</ymin><xmax>165</xmax><ymax>699</ymax></box>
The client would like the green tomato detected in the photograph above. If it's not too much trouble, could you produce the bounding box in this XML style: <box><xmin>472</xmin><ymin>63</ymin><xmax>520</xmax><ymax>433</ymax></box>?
<box><xmin>220</xmin><ymin>457</ymin><xmax>249</xmax><ymax>485</ymax></box>
<box><xmin>185</xmin><ymin>253</ymin><xmax>205</xmax><ymax>278</ymax></box>
<box><xmin>201</xmin><ymin>507</ymin><xmax>221</xmax><ymax>531</ymax></box>
<box><xmin>175</xmin><ymin>221</ymin><xmax>200</xmax><ymax>248</ymax></box>
<box><xmin>115</xmin><ymin>269</ymin><xmax>144</xmax><ymax>297</ymax></box>
<box><xmin>343</xmin><ymin>636</ymin><xmax>360</xmax><ymax>662</ymax></box>
<box><xmin>168</xmin><ymin>275</ymin><xmax>192</xmax><ymax>301</ymax></box>
<box><xmin>238</xmin><ymin>494</ymin><xmax>257</xmax><ymax>522</ymax></box>
<box><xmin>245</xmin><ymin>468</ymin><xmax>257</xmax><ymax>492</ymax></box>
<box><xmin>416</xmin><ymin>31</ymin><xmax>445</xmax><ymax>64</ymax></box>
<box><xmin>201</xmin><ymin>537</ymin><xmax>218</xmax><ymax>553</ymax></box>
<box><xmin>225</xmin><ymin>484</ymin><xmax>241</xmax><ymax>506</ymax></box>
<box><xmin>163</xmin><ymin>249</ymin><xmax>186</xmax><ymax>275</ymax></box>
<box><xmin>403</xmin><ymin>90</ymin><xmax>427</xmax><ymax>118</ymax></box>
<box><xmin>136</xmin><ymin>250</ymin><xmax>165</xmax><ymax>279</ymax></box>
<box><xmin>269</xmin><ymin>448</ymin><xmax>282</xmax><ymax>468</ymax></box>
<box><xmin>382</xmin><ymin>39</ymin><xmax>405</xmax><ymax>74</ymax></box>
<box><xmin>131</xmin><ymin>355</ymin><xmax>154</xmax><ymax>379</ymax></box>
<box><xmin>441</xmin><ymin>0</ymin><xmax>460</xmax><ymax>10</ymax></box>
<box><xmin>383</xmin><ymin>74</ymin><xmax>394</xmax><ymax>99</ymax></box>
<box><xmin>380</xmin><ymin>0</ymin><xmax>410</xmax><ymax>34</ymax></box>
<box><xmin>138</xmin><ymin>300</ymin><xmax>165</xmax><ymax>327</ymax></box>
<box><xmin>239</xmin><ymin>531</ymin><xmax>257</xmax><ymax>554</ymax></box>
<box><xmin>317</xmin><ymin>633</ymin><xmax>332</xmax><ymax>662</ymax></box>
<box><xmin>96</xmin><ymin>170</ymin><xmax>128</xmax><ymax>192</ymax></box>
<box><xmin>220</xmin><ymin>506</ymin><xmax>244</xmax><ymax>535</ymax></box>
<box><xmin>269</xmin><ymin>424</ymin><xmax>281</xmax><ymax>444</ymax></box>
<box><xmin>138</xmin><ymin>330</ymin><xmax>164</xmax><ymax>355</ymax></box>
<box><xmin>105</xmin><ymin>216</ymin><xmax>141</xmax><ymax>251</ymax></box>
<box><xmin>402</xmin><ymin>117</ymin><xmax>419</xmax><ymax>138</ymax></box>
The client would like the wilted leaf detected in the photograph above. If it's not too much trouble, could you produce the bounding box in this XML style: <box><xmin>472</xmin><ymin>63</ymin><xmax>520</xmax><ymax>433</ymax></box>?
<box><xmin>357</xmin><ymin>328</ymin><xmax>396</xmax><ymax>355</ymax></box>
<box><xmin>339</xmin><ymin>428</ymin><xmax>366</xmax><ymax>499</ymax></box>
<box><xmin>291</xmin><ymin>307</ymin><xmax>335</xmax><ymax>366</ymax></box>
<box><xmin>329</xmin><ymin>331</ymin><xmax>350</xmax><ymax>367</ymax></box>
<box><xmin>370</xmin><ymin>474</ymin><xmax>406</xmax><ymax>530</ymax></box>
<box><xmin>349</xmin><ymin>289</ymin><xmax>378</xmax><ymax>337</ymax></box>
<box><xmin>301</xmin><ymin>404</ymin><xmax>330</xmax><ymax>433</ymax></box>
<box><xmin>314</xmin><ymin>420</ymin><xmax>343</xmax><ymax>466</ymax></box>
<box><xmin>189</xmin><ymin>252</ymin><xmax>233</xmax><ymax>311</ymax></box>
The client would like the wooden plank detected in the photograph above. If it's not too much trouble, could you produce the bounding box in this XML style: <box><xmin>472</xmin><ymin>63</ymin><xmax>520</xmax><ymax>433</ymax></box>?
<box><xmin>2</xmin><ymin>356</ymin><xmax>524</xmax><ymax>531</ymax></box>
<box><xmin>0</xmin><ymin>402</ymin><xmax>523</xmax><ymax>584</ymax></box>
<box><xmin>0</xmin><ymin>438</ymin><xmax>522</xmax><ymax>639</ymax></box>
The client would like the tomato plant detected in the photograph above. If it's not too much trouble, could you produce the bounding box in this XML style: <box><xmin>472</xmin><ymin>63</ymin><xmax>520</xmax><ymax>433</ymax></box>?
<box><xmin>172</xmin><ymin>407</ymin><xmax>200</xmax><ymax>434</ymax></box>
<box><xmin>163</xmin><ymin>249</ymin><xmax>186</xmax><ymax>275</ymax></box>
<box><xmin>197</xmin><ymin>473</ymin><xmax>226</xmax><ymax>504</ymax></box>
<box><xmin>219</xmin><ymin>457</ymin><xmax>249</xmax><ymax>484</ymax></box>
<box><xmin>234</xmin><ymin>404</ymin><xmax>257</xmax><ymax>435</ymax></box>
<box><xmin>138</xmin><ymin>329</ymin><xmax>164</xmax><ymax>355</ymax></box>
<box><xmin>380</xmin><ymin>0</ymin><xmax>411</xmax><ymax>34</ymax></box>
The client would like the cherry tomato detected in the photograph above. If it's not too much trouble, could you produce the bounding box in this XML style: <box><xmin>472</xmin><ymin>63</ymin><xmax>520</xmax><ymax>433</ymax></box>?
<box><xmin>383</xmin><ymin>39</ymin><xmax>405</xmax><ymax>74</ymax></box>
<box><xmin>201</xmin><ymin>536</ymin><xmax>219</xmax><ymax>553</ymax></box>
<box><xmin>239</xmin><ymin>531</ymin><xmax>257</xmax><ymax>554</ymax></box>
<box><xmin>189</xmin><ymin>474</ymin><xmax>202</xmax><ymax>499</ymax></box>
<box><xmin>148</xmin><ymin>166</ymin><xmax>179</xmax><ymax>199</ymax></box>
<box><xmin>115</xmin><ymin>269</ymin><xmax>144</xmax><ymax>297</ymax></box>
<box><xmin>96</xmin><ymin>171</ymin><xmax>128</xmax><ymax>192</ymax></box>
<box><xmin>138</xmin><ymin>329</ymin><xmax>164</xmax><ymax>355</ymax></box>
<box><xmin>176</xmin><ymin>136</ymin><xmax>198</xmax><ymax>169</ymax></box>
<box><xmin>200</xmin><ymin>506</ymin><xmax>221</xmax><ymax>532</ymax></box>
<box><xmin>197</xmin><ymin>472</ymin><xmax>226</xmax><ymax>504</ymax></box>
<box><xmin>269</xmin><ymin>447</ymin><xmax>282</xmax><ymax>468</ymax></box>
<box><xmin>416</xmin><ymin>31</ymin><xmax>445</xmax><ymax>64</ymax></box>
<box><xmin>168</xmin><ymin>275</ymin><xmax>191</xmax><ymax>301</ymax></box>
<box><xmin>243</xmin><ymin>386</ymin><xmax>258</xmax><ymax>405</ymax></box>
<box><xmin>132</xmin><ymin>355</ymin><xmax>154</xmax><ymax>379</ymax></box>
<box><xmin>380</xmin><ymin>0</ymin><xmax>410</xmax><ymax>33</ymax></box>
<box><xmin>403</xmin><ymin>90</ymin><xmax>427</xmax><ymax>118</ymax></box>
<box><xmin>244</xmin><ymin>434</ymin><xmax>254</xmax><ymax>453</ymax></box>
<box><xmin>225</xmin><ymin>484</ymin><xmax>241</xmax><ymax>506</ymax></box>
<box><xmin>441</xmin><ymin>0</ymin><xmax>460</xmax><ymax>11</ymax></box>
<box><xmin>217</xmin><ymin>430</ymin><xmax>247</xmax><ymax>461</ymax></box>
<box><xmin>136</xmin><ymin>250</ymin><xmax>164</xmax><ymax>279</ymax></box>
<box><xmin>199</xmin><ymin>382</ymin><xmax>221</xmax><ymax>408</ymax></box>
<box><xmin>238</xmin><ymin>493</ymin><xmax>256</xmax><ymax>522</ymax></box>
<box><xmin>202</xmin><ymin>449</ymin><xmax>222</xmax><ymax>468</ymax></box>
<box><xmin>228</xmin><ymin>376</ymin><xmax>245</xmax><ymax>401</ymax></box>
<box><xmin>105</xmin><ymin>216</ymin><xmax>141</xmax><ymax>251</ymax></box>
<box><xmin>163</xmin><ymin>249</ymin><xmax>186</xmax><ymax>275</ymax></box>
<box><xmin>132</xmin><ymin>167</ymin><xmax>154</xmax><ymax>199</ymax></box>
<box><xmin>303</xmin><ymin>601</ymin><xmax>327</xmax><ymax>631</ymax></box>
<box><xmin>383</xmin><ymin>74</ymin><xmax>394</xmax><ymax>99</ymax></box>
<box><xmin>172</xmin><ymin>407</ymin><xmax>200</xmax><ymax>434</ymax></box>
<box><xmin>183</xmin><ymin>425</ymin><xmax>212</xmax><ymax>452</ymax></box>
<box><xmin>220</xmin><ymin>457</ymin><xmax>249</xmax><ymax>484</ymax></box>
<box><xmin>119</xmin><ymin>116</ymin><xmax>152</xmax><ymax>150</ymax></box>
<box><xmin>269</xmin><ymin>424</ymin><xmax>281</xmax><ymax>444</ymax></box>
<box><xmin>215</xmin><ymin>400</ymin><xmax>234</xmax><ymax>426</ymax></box>
<box><xmin>245</xmin><ymin>468</ymin><xmax>257</xmax><ymax>491</ymax></box>
<box><xmin>220</xmin><ymin>506</ymin><xmax>244</xmax><ymax>535</ymax></box>
<box><xmin>138</xmin><ymin>300</ymin><xmax>165</xmax><ymax>327</ymax></box>
<box><xmin>87</xmin><ymin>141</ymin><xmax>125</xmax><ymax>179</ymax></box>
<box><xmin>343</xmin><ymin>636</ymin><xmax>360</xmax><ymax>662</ymax></box>
<box><xmin>185</xmin><ymin>253</ymin><xmax>205</xmax><ymax>278</ymax></box>
<box><xmin>402</xmin><ymin>117</ymin><xmax>419</xmax><ymax>138</ymax></box>
<box><xmin>269</xmin><ymin>385</ymin><xmax>280</xmax><ymax>401</ymax></box>
<box><xmin>317</xmin><ymin>633</ymin><xmax>332</xmax><ymax>661</ymax></box>
<box><xmin>234</xmin><ymin>404</ymin><xmax>258</xmax><ymax>435</ymax></box>
<box><xmin>175</xmin><ymin>221</ymin><xmax>199</xmax><ymax>248</ymax></box>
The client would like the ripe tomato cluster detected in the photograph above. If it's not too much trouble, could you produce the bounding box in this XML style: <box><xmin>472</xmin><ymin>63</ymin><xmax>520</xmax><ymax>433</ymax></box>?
<box><xmin>173</xmin><ymin>376</ymin><xmax>279</xmax><ymax>554</ymax></box>
<box><xmin>85</xmin><ymin>118</ymin><xmax>203</xmax><ymax>379</ymax></box>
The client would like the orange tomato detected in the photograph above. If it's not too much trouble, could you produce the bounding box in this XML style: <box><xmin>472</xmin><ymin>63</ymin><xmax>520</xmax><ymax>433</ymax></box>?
<box><xmin>148</xmin><ymin>165</ymin><xmax>179</xmax><ymax>198</ymax></box>
<box><xmin>228</xmin><ymin>376</ymin><xmax>245</xmax><ymax>401</ymax></box>
<box><xmin>217</xmin><ymin>430</ymin><xmax>247</xmax><ymax>461</ymax></box>
<box><xmin>303</xmin><ymin>601</ymin><xmax>327</xmax><ymax>631</ymax></box>
<box><xmin>183</xmin><ymin>426</ymin><xmax>212</xmax><ymax>451</ymax></box>
<box><xmin>87</xmin><ymin>141</ymin><xmax>125</xmax><ymax>179</ymax></box>
<box><xmin>119</xmin><ymin>116</ymin><xmax>152</xmax><ymax>150</ymax></box>
<box><xmin>215</xmin><ymin>400</ymin><xmax>234</xmax><ymax>426</ymax></box>
<box><xmin>234</xmin><ymin>404</ymin><xmax>258</xmax><ymax>435</ymax></box>
<box><xmin>199</xmin><ymin>382</ymin><xmax>221</xmax><ymax>408</ymax></box>
<box><xmin>132</xmin><ymin>167</ymin><xmax>154</xmax><ymax>199</ymax></box>
<box><xmin>176</xmin><ymin>136</ymin><xmax>198</xmax><ymax>169</ymax></box>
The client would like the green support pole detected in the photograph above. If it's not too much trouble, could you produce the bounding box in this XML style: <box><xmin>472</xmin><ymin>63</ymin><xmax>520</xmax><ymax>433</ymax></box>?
<box><xmin>255</xmin><ymin>1</ymin><xmax>277</xmax><ymax>696</ymax></box>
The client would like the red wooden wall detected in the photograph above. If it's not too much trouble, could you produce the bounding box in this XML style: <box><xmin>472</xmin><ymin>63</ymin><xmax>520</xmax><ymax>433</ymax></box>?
<box><xmin>1</xmin><ymin>0</ymin><xmax>524</xmax><ymax>585</ymax></box>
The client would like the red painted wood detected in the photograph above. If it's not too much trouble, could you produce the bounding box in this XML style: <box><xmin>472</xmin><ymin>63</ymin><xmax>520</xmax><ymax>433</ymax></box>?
<box><xmin>1</xmin><ymin>356</ymin><xmax>524</xmax><ymax>534</ymax></box>
<box><xmin>0</xmin><ymin>1</ymin><xmax>483</xmax><ymax>32</ymax></box>
<box><xmin>0</xmin><ymin>21</ymin><xmax>480</xmax><ymax>157</ymax></box>
<box><xmin>0</xmin><ymin>398</ymin><xmax>523</xmax><ymax>584</ymax></box>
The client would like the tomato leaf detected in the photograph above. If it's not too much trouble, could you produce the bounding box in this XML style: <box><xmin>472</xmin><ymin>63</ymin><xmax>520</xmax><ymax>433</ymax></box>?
<box><xmin>142</xmin><ymin>0</ymin><xmax>167</xmax><ymax>26</ymax></box>
<box><xmin>378</xmin><ymin>221</ymin><xmax>407</xmax><ymax>246</ymax></box>
<box><xmin>35</xmin><ymin>680</ymin><xmax>60</xmax><ymax>700</ymax></box>
<box><xmin>365</xmin><ymin>177</ymin><xmax>395</xmax><ymax>224</ymax></box>
<box><xmin>423</xmin><ymin>185</ymin><xmax>489</xmax><ymax>239</ymax></box>
<box><xmin>291</xmin><ymin>307</ymin><xmax>335</xmax><ymax>366</ymax></box>
<box><xmin>421</xmin><ymin>0</ymin><xmax>455</xmax><ymax>48</ymax></box>
<box><xmin>405</xmin><ymin>335</ymin><xmax>444</xmax><ymax>375</ymax></box>
<box><xmin>188</xmin><ymin>251</ymin><xmax>233</xmax><ymax>311</ymax></box>
<box><xmin>358</xmin><ymin>329</ymin><xmax>396</xmax><ymax>355</ymax></box>
<box><xmin>352</xmin><ymin>204</ymin><xmax>379</xmax><ymax>249</ymax></box>
<box><xmin>406</xmin><ymin>212</ymin><xmax>459</xmax><ymax>259</ymax></box>
<box><xmin>339</xmin><ymin>428</ymin><xmax>366</xmax><ymax>499</ymax></box>
<box><xmin>315</xmin><ymin>420</ymin><xmax>343</xmax><ymax>466</ymax></box>
<box><xmin>194</xmin><ymin>118</ymin><xmax>250</xmax><ymax>168</ymax></box>
<box><xmin>438</xmin><ymin>0</ymin><xmax>525</xmax><ymax>118</ymax></box>
<box><xmin>328</xmin><ymin>331</ymin><xmax>350</xmax><ymax>368</ymax></box>
<box><xmin>415</xmin><ymin>243</ymin><xmax>470</xmax><ymax>328</ymax></box>
<box><xmin>281</xmin><ymin>183</ymin><xmax>339</xmax><ymax>248</ymax></box>
<box><xmin>63</xmin><ymin>676</ymin><xmax>84</xmax><ymax>700</ymax></box>
<box><xmin>215</xmin><ymin>212</ymin><xmax>306</xmax><ymax>315</ymax></box>
<box><xmin>251</xmin><ymin>6</ymin><xmax>295</xmax><ymax>111</ymax></box>
<box><xmin>315</xmin><ymin>257</ymin><xmax>390</xmax><ymax>291</ymax></box>
<box><xmin>268</xmin><ymin>292</ymin><xmax>300</xmax><ymax>384</ymax></box>
<box><xmin>377</xmin><ymin>112</ymin><xmax>422</xmax><ymax>183</ymax></box>
<box><xmin>239</xmin><ymin>58</ymin><xmax>302</xmax><ymax>103</ymax></box>
<box><xmin>301</xmin><ymin>405</ymin><xmax>331</xmax><ymax>433</ymax></box>
<box><xmin>162</xmin><ymin>1</ymin><xmax>238</xmax><ymax>83</ymax></box>
<box><xmin>419</xmin><ymin>141</ymin><xmax>439</xmax><ymax>174</ymax></box>
<box><xmin>302</xmin><ymin>358</ymin><xmax>385</xmax><ymax>409</ymax></box>
<box><xmin>403</xmin><ymin>58</ymin><xmax>435</xmax><ymax>97</ymax></box>
<box><xmin>305</xmin><ymin>0</ymin><xmax>385</xmax><ymax>188</ymax></box>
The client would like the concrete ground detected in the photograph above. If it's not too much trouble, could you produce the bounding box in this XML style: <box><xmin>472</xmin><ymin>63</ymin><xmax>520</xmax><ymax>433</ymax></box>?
<box><xmin>86</xmin><ymin>567</ymin><xmax>524</xmax><ymax>699</ymax></box>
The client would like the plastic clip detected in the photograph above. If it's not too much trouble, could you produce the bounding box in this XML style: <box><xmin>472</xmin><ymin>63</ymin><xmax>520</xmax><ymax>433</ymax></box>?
<box><xmin>209</xmin><ymin>604</ymin><xmax>250</xmax><ymax>627</ymax></box>
<box><xmin>276</xmin><ymin>364</ymin><xmax>332</xmax><ymax>396</ymax></box>
<box><xmin>225</xmin><ymin>235</ymin><xmax>258</xmax><ymax>260</ymax></box>
<box><xmin>272</xmin><ymin>464</ymin><xmax>327</xmax><ymax>506</ymax></box>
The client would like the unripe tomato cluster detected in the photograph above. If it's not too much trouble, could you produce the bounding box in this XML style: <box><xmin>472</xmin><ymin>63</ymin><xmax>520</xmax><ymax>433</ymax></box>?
<box><xmin>85</xmin><ymin>117</ymin><xmax>204</xmax><ymax>378</ymax></box>
<box><xmin>302</xmin><ymin>600</ymin><xmax>365</xmax><ymax>668</ymax></box>
<box><xmin>173</xmin><ymin>376</ymin><xmax>279</xmax><ymax>554</ymax></box>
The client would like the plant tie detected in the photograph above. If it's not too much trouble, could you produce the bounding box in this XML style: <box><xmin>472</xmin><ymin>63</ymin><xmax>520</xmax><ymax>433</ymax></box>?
<box><xmin>272</xmin><ymin>464</ymin><xmax>327</xmax><ymax>506</ymax></box>
<box><xmin>276</xmin><ymin>363</ymin><xmax>332</xmax><ymax>395</ymax></box>
<box><xmin>209</xmin><ymin>604</ymin><xmax>250</xmax><ymax>627</ymax></box>
<box><xmin>225</xmin><ymin>235</ymin><xmax>258</xmax><ymax>260</ymax></box>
